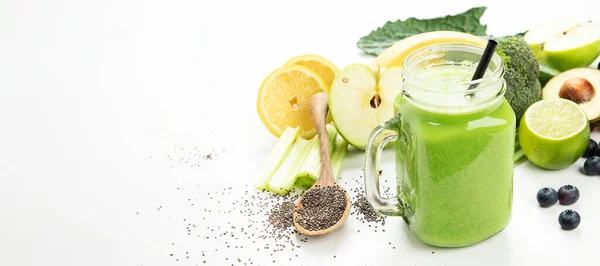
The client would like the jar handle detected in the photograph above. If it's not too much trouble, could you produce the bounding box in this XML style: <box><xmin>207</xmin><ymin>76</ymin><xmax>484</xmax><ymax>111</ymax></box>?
<box><xmin>364</xmin><ymin>114</ymin><xmax>406</xmax><ymax>216</ymax></box>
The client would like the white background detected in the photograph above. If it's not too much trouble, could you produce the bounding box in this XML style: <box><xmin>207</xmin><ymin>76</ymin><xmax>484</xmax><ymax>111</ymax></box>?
<box><xmin>1</xmin><ymin>0</ymin><xmax>600</xmax><ymax>265</ymax></box>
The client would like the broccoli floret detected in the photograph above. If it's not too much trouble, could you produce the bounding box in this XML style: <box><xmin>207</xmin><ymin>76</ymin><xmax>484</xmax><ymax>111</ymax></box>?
<box><xmin>496</xmin><ymin>36</ymin><xmax>542</xmax><ymax>125</ymax></box>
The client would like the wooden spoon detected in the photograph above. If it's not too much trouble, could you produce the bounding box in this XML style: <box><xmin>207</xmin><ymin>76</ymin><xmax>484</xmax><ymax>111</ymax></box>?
<box><xmin>292</xmin><ymin>92</ymin><xmax>352</xmax><ymax>236</ymax></box>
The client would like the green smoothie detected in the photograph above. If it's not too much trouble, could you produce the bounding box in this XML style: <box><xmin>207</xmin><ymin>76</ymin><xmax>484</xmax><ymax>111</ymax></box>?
<box><xmin>393</xmin><ymin>66</ymin><xmax>515</xmax><ymax>247</ymax></box>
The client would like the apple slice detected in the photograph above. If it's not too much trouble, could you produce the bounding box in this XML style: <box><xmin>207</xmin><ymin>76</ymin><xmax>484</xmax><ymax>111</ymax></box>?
<box><xmin>329</xmin><ymin>64</ymin><xmax>402</xmax><ymax>150</ymax></box>
<box><xmin>524</xmin><ymin>19</ymin><xmax>580</xmax><ymax>59</ymax></box>
<box><xmin>524</xmin><ymin>20</ymin><xmax>600</xmax><ymax>71</ymax></box>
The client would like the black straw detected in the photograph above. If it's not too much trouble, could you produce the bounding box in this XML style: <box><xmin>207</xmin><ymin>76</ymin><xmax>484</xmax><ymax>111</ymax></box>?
<box><xmin>468</xmin><ymin>40</ymin><xmax>498</xmax><ymax>92</ymax></box>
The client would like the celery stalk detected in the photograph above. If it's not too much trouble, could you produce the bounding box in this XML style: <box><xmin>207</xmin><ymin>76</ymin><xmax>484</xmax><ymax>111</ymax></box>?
<box><xmin>293</xmin><ymin>136</ymin><xmax>319</xmax><ymax>190</ymax></box>
<box><xmin>295</xmin><ymin>174</ymin><xmax>316</xmax><ymax>191</ymax></box>
<box><xmin>294</xmin><ymin>125</ymin><xmax>337</xmax><ymax>189</ymax></box>
<box><xmin>331</xmin><ymin>135</ymin><xmax>348</xmax><ymax>181</ymax></box>
<box><xmin>252</xmin><ymin>127</ymin><xmax>300</xmax><ymax>190</ymax></box>
<box><xmin>267</xmin><ymin>137</ymin><xmax>312</xmax><ymax>194</ymax></box>
<box><xmin>295</xmin><ymin>126</ymin><xmax>336</xmax><ymax>179</ymax></box>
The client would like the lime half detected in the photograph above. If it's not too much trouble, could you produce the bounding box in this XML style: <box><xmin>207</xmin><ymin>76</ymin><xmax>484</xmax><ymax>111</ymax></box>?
<box><xmin>519</xmin><ymin>99</ymin><xmax>590</xmax><ymax>170</ymax></box>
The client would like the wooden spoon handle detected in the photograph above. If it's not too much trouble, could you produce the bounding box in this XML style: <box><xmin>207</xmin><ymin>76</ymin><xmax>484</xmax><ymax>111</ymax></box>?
<box><xmin>310</xmin><ymin>92</ymin><xmax>334</xmax><ymax>187</ymax></box>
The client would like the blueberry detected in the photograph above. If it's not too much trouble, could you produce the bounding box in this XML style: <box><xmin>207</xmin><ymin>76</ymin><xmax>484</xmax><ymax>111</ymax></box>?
<box><xmin>558</xmin><ymin>209</ymin><xmax>581</xmax><ymax>230</ymax></box>
<box><xmin>584</xmin><ymin>156</ymin><xmax>600</xmax><ymax>176</ymax></box>
<box><xmin>595</xmin><ymin>146</ymin><xmax>600</xmax><ymax>157</ymax></box>
<box><xmin>558</xmin><ymin>185</ymin><xmax>580</xmax><ymax>205</ymax></box>
<box><xmin>536</xmin><ymin>187</ymin><xmax>558</xmax><ymax>207</ymax></box>
<box><xmin>583</xmin><ymin>139</ymin><xmax>599</xmax><ymax>158</ymax></box>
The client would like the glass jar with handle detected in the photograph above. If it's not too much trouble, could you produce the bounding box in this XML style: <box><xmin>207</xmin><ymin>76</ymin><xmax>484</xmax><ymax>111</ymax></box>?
<box><xmin>365</xmin><ymin>43</ymin><xmax>515</xmax><ymax>247</ymax></box>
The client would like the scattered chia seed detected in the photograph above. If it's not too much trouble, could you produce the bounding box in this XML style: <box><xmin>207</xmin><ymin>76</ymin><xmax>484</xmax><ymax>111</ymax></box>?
<box><xmin>295</xmin><ymin>186</ymin><xmax>347</xmax><ymax>232</ymax></box>
<box><xmin>157</xmin><ymin>141</ymin><xmax>224</xmax><ymax>168</ymax></box>
<box><xmin>149</xmin><ymin>154</ymin><xmax>395</xmax><ymax>265</ymax></box>
<box><xmin>203</xmin><ymin>151</ymin><xmax>214</xmax><ymax>160</ymax></box>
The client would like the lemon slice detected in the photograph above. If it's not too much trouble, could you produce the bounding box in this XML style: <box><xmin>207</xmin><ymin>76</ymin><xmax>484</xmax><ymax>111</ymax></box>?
<box><xmin>520</xmin><ymin>99</ymin><xmax>590</xmax><ymax>169</ymax></box>
<box><xmin>257</xmin><ymin>66</ymin><xmax>328</xmax><ymax>139</ymax></box>
<box><xmin>283</xmin><ymin>54</ymin><xmax>339</xmax><ymax>88</ymax></box>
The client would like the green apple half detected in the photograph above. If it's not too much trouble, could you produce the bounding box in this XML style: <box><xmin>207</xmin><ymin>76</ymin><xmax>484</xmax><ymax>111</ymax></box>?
<box><xmin>524</xmin><ymin>19</ymin><xmax>600</xmax><ymax>72</ymax></box>
<box><xmin>329</xmin><ymin>63</ymin><xmax>402</xmax><ymax>150</ymax></box>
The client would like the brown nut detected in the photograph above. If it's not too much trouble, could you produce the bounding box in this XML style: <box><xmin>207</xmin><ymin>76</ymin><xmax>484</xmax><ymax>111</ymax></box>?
<box><xmin>559</xmin><ymin>78</ymin><xmax>595</xmax><ymax>104</ymax></box>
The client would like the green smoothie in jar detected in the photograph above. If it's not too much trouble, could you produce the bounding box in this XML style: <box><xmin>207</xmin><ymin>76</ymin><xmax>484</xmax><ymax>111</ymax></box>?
<box><xmin>366</xmin><ymin>44</ymin><xmax>515</xmax><ymax>247</ymax></box>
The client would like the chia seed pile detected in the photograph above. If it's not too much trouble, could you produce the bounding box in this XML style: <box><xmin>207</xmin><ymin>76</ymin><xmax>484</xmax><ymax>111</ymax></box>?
<box><xmin>345</xmin><ymin>172</ymin><xmax>388</xmax><ymax>227</ymax></box>
<box><xmin>295</xmin><ymin>186</ymin><xmax>347</xmax><ymax>231</ymax></box>
<box><xmin>267</xmin><ymin>198</ymin><xmax>297</xmax><ymax>230</ymax></box>
<box><xmin>352</xmin><ymin>191</ymin><xmax>386</xmax><ymax>226</ymax></box>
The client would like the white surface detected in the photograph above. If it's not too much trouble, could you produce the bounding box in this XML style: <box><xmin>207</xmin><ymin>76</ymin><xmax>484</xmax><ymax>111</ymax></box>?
<box><xmin>1</xmin><ymin>0</ymin><xmax>600</xmax><ymax>265</ymax></box>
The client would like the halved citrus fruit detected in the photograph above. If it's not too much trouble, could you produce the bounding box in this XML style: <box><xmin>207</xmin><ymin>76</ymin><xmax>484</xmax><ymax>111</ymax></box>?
<box><xmin>283</xmin><ymin>54</ymin><xmax>339</xmax><ymax>88</ymax></box>
<box><xmin>519</xmin><ymin>98</ymin><xmax>590</xmax><ymax>169</ymax></box>
<box><xmin>257</xmin><ymin>66</ymin><xmax>328</xmax><ymax>139</ymax></box>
